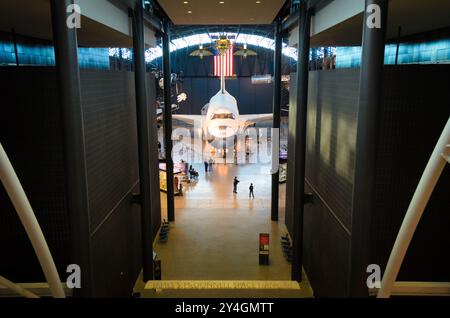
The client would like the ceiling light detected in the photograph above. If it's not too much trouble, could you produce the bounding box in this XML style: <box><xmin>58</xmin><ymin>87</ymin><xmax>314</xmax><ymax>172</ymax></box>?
<box><xmin>183</xmin><ymin>1</ymin><xmax>189</xmax><ymax>4</ymax></box>
<box><xmin>256</xmin><ymin>1</ymin><xmax>261</xmax><ymax>3</ymax></box>
<box><xmin>219</xmin><ymin>1</ymin><xmax>225</xmax><ymax>3</ymax></box>
<box><xmin>188</xmin><ymin>10</ymin><xmax>192</xmax><ymax>13</ymax></box>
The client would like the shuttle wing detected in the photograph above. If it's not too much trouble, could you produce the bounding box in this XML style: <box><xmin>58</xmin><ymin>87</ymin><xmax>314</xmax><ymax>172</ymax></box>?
<box><xmin>156</xmin><ymin>104</ymin><xmax>181</xmax><ymax>122</ymax></box>
<box><xmin>239</xmin><ymin>113</ymin><xmax>273</xmax><ymax>127</ymax></box>
<box><xmin>239</xmin><ymin>114</ymin><xmax>273</xmax><ymax>123</ymax></box>
<box><xmin>172</xmin><ymin>114</ymin><xmax>205</xmax><ymax>125</ymax></box>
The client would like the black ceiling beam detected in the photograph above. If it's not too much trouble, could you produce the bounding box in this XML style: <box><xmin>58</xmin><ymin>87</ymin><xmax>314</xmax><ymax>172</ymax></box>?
<box><xmin>116</xmin><ymin>0</ymin><xmax>168</xmax><ymax>35</ymax></box>
<box><xmin>281</xmin><ymin>10</ymin><xmax>299</xmax><ymax>34</ymax></box>
<box><xmin>149</xmin><ymin>0</ymin><xmax>171</xmax><ymax>23</ymax></box>
<box><xmin>143</xmin><ymin>10</ymin><xmax>164</xmax><ymax>35</ymax></box>
<box><xmin>280</xmin><ymin>0</ymin><xmax>331</xmax><ymax>35</ymax></box>
<box><xmin>274</xmin><ymin>0</ymin><xmax>292</xmax><ymax>23</ymax></box>
<box><xmin>308</xmin><ymin>0</ymin><xmax>332</xmax><ymax>11</ymax></box>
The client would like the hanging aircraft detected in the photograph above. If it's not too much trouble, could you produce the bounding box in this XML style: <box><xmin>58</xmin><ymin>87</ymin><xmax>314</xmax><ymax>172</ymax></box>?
<box><xmin>171</xmin><ymin>36</ymin><xmax>273</xmax><ymax>148</ymax></box>
<box><xmin>234</xmin><ymin>43</ymin><xmax>257</xmax><ymax>59</ymax></box>
<box><xmin>189</xmin><ymin>44</ymin><xmax>214</xmax><ymax>59</ymax></box>
<box><xmin>156</xmin><ymin>72</ymin><xmax>188</xmax><ymax>123</ymax></box>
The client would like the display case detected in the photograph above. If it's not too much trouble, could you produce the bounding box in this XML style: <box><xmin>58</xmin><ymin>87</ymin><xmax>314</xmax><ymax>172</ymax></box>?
<box><xmin>159</xmin><ymin>163</ymin><xmax>185</xmax><ymax>195</ymax></box>
<box><xmin>279</xmin><ymin>163</ymin><xmax>287</xmax><ymax>183</ymax></box>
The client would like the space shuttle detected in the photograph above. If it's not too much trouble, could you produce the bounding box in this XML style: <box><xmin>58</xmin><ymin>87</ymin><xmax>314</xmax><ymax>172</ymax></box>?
<box><xmin>172</xmin><ymin>50</ymin><xmax>273</xmax><ymax>148</ymax></box>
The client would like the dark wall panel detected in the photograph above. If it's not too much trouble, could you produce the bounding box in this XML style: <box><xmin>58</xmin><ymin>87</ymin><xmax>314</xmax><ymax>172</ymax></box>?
<box><xmin>207</xmin><ymin>77</ymin><xmax>220</xmax><ymax>98</ymax></box>
<box><xmin>147</xmin><ymin>74</ymin><xmax>162</xmax><ymax>238</ymax></box>
<box><xmin>80</xmin><ymin>70</ymin><xmax>159</xmax><ymax>296</ymax></box>
<box><xmin>0</xmin><ymin>67</ymin><xmax>71</xmax><ymax>282</ymax></box>
<box><xmin>284</xmin><ymin>73</ymin><xmax>297</xmax><ymax>236</ymax></box>
<box><xmin>370</xmin><ymin>65</ymin><xmax>450</xmax><ymax>282</ymax></box>
<box><xmin>0</xmin><ymin>67</ymin><xmax>159</xmax><ymax>296</ymax></box>
<box><xmin>254</xmin><ymin>80</ymin><xmax>273</xmax><ymax>115</ymax></box>
<box><xmin>287</xmin><ymin>65</ymin><xmax>450</xmax><ymax>297</ymax></box>
<box><xmin>177</xmin><ymin>77</ymin><xmax>272</xmax><ymax>115</ymax></box>
<box><xmin>286</xmin><ymin>69</ymin><xmax>359</xmax><ymax>297</ymax></box>
<box><xmin>90</xmin><ymin>183</ymin><xmax>142</xmax><ymax>297</ymax></box>
<box><xmin>285</xmin><ymin>69</ymin><xmax>358</xmax><ymax>242</ymax></box>
<box><xmin>189</xmin><ymin>78</ymin><xmax>208</xmax><ymax>115</ymax></box>
<box><xmin>226</xmin><ymin>78</ymin><xmax>240</xmax><ymax>103</ymax></box>
<box><xmin>303</xmin><ymin>182</ymin><xmax>351</xmax><ymax>297</ymax></box>
<box><xmin>178</xmin><ymin>77</ymin><xmax>273</xmax><ymax>115</ymax></box>
<box><xmin>80</xmin><ymin>70</ymin><xmax>139</xmax><ymax>231</ymax></box>
<box><xmin>239</xmin><ymin>78</ymin><xmax>255</xmax><ymax>115</ymax></box>
<box><xmin>304</xmin><ymin>69</ymin><xmax>359</xmax><ymax>231</ymax></box>
<box><xmin>180</xmin><ymin>78</ymin><xmax>192</xmax><ymax>114</ymax></box>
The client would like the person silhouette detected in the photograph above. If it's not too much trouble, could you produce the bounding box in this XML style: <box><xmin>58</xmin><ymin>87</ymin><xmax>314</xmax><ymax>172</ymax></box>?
<box><xmin>233</xmin><ymin>177</ymin><xmax>240</xmax><ymax>194</ymax></box>
<box><xmin>249</xmin><ymin>183</ymin><xmax>254</xmax><ymax>198</ymax></box>
<box><xmin>208</xmin><ymin>158</ymin><xmax>213</xmax><ymax>171</ymax></box>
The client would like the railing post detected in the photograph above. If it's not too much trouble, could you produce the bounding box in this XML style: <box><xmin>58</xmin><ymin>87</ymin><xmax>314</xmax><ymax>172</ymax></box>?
<box><xmin>131</xmin><ymin>0</ymin><xmax>154</xmax><ymax>281</ymax></box>
<box><xmin>271</xmin><ymin>18</ymin><xmax>283</xmax><ymax>222</ymax></box>
<box><xmin>291</xmin><ymin>1</ymin><xmax>312</xmax><ymax>282</ymax></box>
<box><xmin>162</xmin><ymin>20</ymin><xmax>175</xmax><ymax>222</ymax></box>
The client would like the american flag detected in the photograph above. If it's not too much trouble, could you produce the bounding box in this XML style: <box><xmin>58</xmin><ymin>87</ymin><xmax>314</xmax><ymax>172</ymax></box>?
<box><xmin>214</xmin><ymin>45</ymin><xmax>234</xmax><ymax>77</ymax></box>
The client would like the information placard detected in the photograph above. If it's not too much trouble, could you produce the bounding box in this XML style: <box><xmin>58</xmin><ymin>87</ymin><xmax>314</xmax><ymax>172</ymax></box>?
<box><xmin>259</xmin><ymin>233</ymin><xmax>269</xmax><ymax>265</ymax></box>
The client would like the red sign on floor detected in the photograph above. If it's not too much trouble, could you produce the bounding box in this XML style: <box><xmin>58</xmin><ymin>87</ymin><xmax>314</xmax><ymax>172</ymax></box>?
<box><xmin>259</xmin><ymin>233</ymin><xmax>269</xmax><ymax>251</ymax></box>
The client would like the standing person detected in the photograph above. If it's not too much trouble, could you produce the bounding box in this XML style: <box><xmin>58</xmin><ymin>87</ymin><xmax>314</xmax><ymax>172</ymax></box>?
<box><xmin>204</xmin><ymin>160</ymin><xmax>208</xmax><ymax>173</ymax></box>
<box><xmin>184</xmin><ymin>160</ymin><xmax>189</xmax><ymax>175</ymax></box>
<box><xmin>233</xmin><ymin>177</ymin><xmax>240</xmax><ymax>194</ymax></box>
<box><xmin>249</xmin><ymin>183</ymin><xmax>254</xmax><ymax>199</ymax></box>
<box><xmin>208</xmin><ymin>157</ymin><xmax>213</xmax><ymax>171</ymax></box>
<box><xmin>189</xmin><ymin>165</ymin><xmax>193</xmax><ymax>180</ymax></box>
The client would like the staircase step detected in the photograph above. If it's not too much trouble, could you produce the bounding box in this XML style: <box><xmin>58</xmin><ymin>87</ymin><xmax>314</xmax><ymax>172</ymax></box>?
<box><xmin>145</xmin><ymin>280</ymin><xmax>300</xmax><ymax>291</ymax></box>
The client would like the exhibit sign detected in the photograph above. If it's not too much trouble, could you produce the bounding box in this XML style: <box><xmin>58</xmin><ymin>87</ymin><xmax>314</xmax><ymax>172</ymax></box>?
<box><xmin>259</xmin><ymin>233</ymin><xmax>269</xmax><ymax>265</ymax></box>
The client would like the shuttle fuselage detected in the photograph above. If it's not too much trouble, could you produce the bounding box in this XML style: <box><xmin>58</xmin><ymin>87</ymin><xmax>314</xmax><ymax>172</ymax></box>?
<box><xmin>205</xmin><ymin>89</ymin><xmax>239</xmax><ymax>140</ymax></box>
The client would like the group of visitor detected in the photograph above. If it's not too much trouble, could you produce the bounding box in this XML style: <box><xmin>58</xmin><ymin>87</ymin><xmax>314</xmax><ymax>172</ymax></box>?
<box><xmin>189</xmin><ymin>165</ymin><xmax>199</xmax><ymax>180</ymax></box>
<box><xmin>180</xmin><ymin>160</ymin><xmax>198</xmax><ymax>181</ymax></box>
<box><xmin>233</xmin><ymin>177</ymin><xmax>255</xmax><ymax>198</ymax></box>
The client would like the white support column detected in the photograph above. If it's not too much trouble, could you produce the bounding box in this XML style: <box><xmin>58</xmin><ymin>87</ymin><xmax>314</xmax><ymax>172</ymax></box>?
<box><xmin>378</xmin><ymin>117</ymin><xmax>450</xmax><ymax>298</ymax></box>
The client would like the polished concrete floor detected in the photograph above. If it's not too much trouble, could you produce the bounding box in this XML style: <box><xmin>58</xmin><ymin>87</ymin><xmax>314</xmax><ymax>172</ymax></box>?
<box><xmin>158</xmin><ymin>163</ymin><xmax>289</xmax><ymax>280</ymax></box>
<box><xmin>142</xmin><ymin>162</ymin><xmax>313</xmax><ymax>297</ymax></box>
<box><xmin>140</xmin><ymin>119</ymin><xmax>313</xmax><ymax>297</ymax></box>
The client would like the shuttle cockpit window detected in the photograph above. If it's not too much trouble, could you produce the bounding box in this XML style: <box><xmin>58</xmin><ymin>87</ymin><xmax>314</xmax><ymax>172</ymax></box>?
<box><xmin>211</xmin><ymin>113</ymin><xmax>236</xmax><ymax>120</ymax></box>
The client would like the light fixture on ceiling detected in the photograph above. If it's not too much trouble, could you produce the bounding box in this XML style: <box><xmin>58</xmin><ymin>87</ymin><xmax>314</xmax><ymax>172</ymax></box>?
<box><xmin>219</xmin><ymin>1</ymin><xmax>225</xmax><ymax>3</ymax></box>
<box><xmin>256</xmin><ymin>1</ymin><xmax>261</xmax><ymax>3</ymax></box>
<box><xmin>183</xmin><ymin>1</ymin><xmax>189</xmax><ymax>4</ymax></box>
<box><xmin>188</xmin><ymin>10</ymin><xmax>192</xmax><ymax>14</ymax></box>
